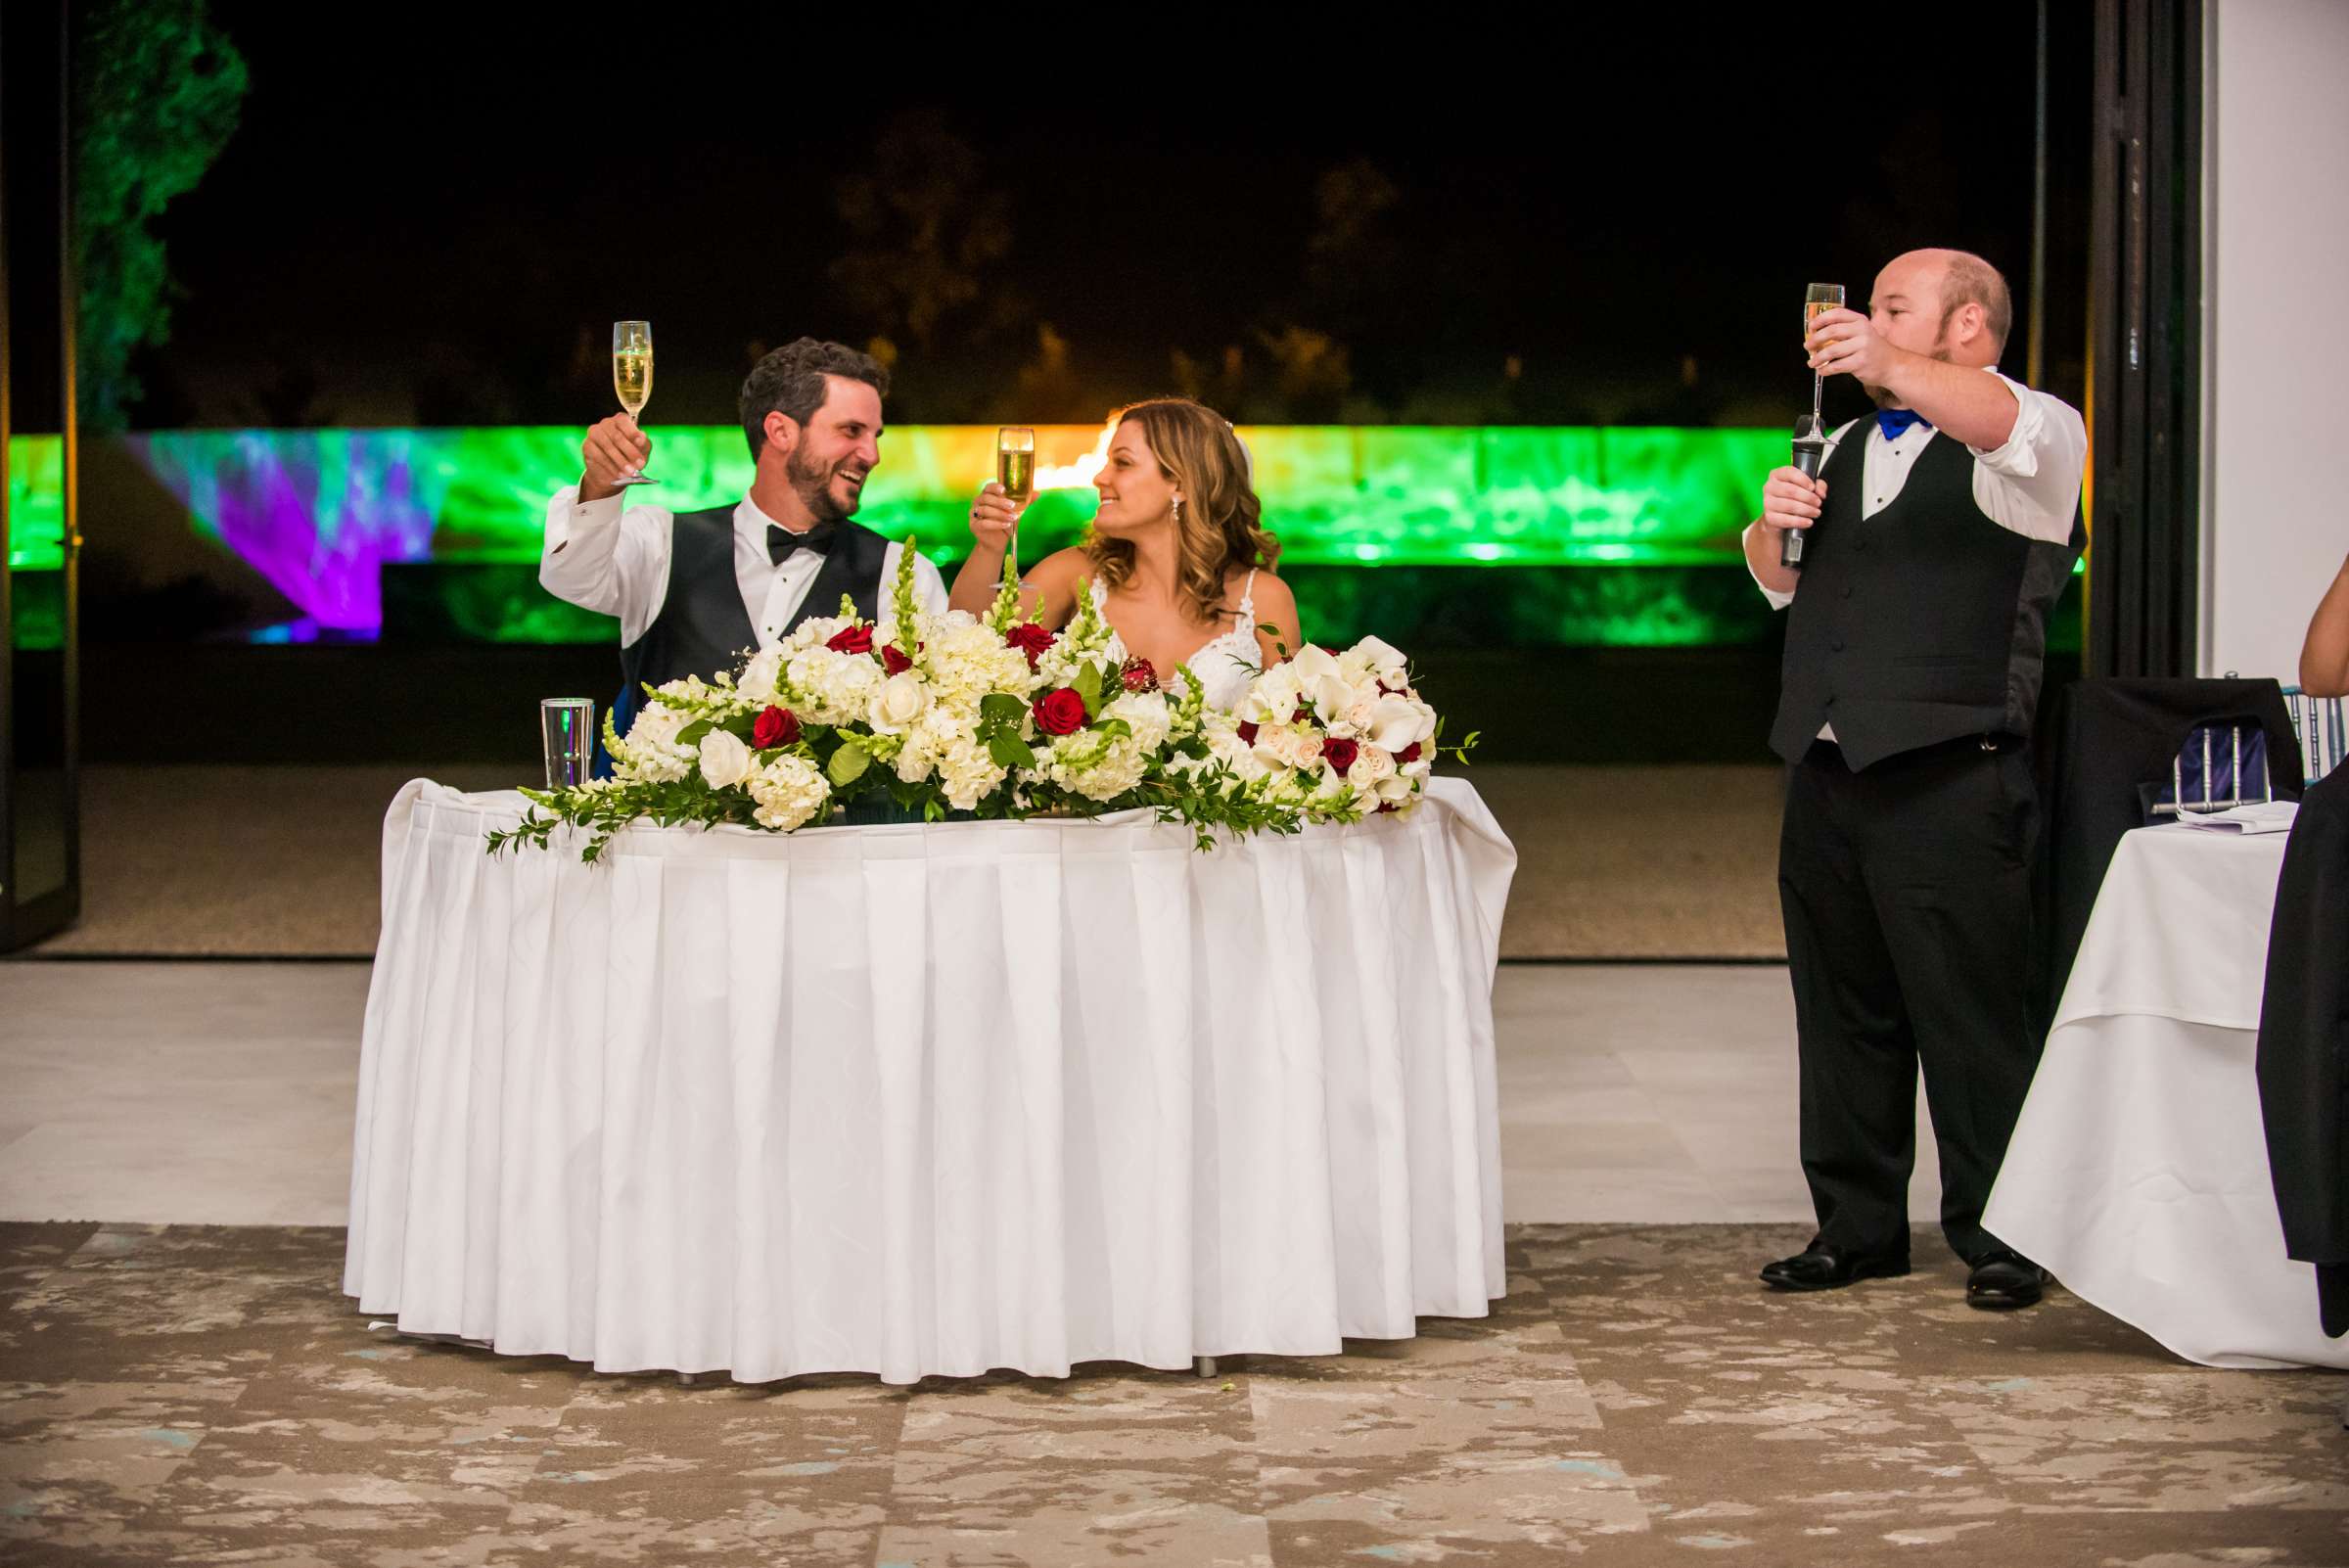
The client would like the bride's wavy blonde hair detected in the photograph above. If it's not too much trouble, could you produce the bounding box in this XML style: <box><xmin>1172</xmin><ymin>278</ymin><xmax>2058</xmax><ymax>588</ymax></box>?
<box><xmin>1085</xmin><ymin>398</ymin><xmax>1280</xmax><ymax>625</ymax></box>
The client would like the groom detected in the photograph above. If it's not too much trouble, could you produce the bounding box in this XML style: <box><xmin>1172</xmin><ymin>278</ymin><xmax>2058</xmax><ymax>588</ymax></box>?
<box><xmin>538</xmin><ymin>337</ymin><xmax>948</xmax><ymax>761</ymax></box>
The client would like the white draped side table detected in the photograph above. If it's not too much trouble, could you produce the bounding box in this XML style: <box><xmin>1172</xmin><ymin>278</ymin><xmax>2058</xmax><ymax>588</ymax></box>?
<box><xmin>1985</xmin><ymin>822</ymin><xmax>2347</xmax><ymax>1369</ymax></box>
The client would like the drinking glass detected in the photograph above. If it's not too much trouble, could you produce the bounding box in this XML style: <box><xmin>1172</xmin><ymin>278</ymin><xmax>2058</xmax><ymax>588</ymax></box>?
<box><xmin>541</xmin><ymin>698</ymin><xmax>595</xmax><ymax>788</ymax></box>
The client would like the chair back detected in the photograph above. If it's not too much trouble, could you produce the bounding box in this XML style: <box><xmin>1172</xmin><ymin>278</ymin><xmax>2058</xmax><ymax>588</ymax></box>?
<box><xmin>2283</xmin><ymin>686</ymin><xmax>2347</xmax><ymax>784</ymax></box>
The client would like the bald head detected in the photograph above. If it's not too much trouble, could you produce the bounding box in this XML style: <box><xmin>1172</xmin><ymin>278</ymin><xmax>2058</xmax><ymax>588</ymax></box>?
<box><xmin>1879</xmin><ymin>248</ymin><xmax>2013</xmax><ymax>362</ymax></box>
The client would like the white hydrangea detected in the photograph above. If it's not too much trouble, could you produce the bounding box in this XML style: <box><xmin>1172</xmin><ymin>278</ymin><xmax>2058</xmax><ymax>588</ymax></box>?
<box><xmin>785</xmin><ymin>647</ymin><xmax>883</xmax><ymax>726</ymax></box>
<box><xmin>938</xmin><ymin>734</ymin><xmax>1009</xmax><ymax>810</ymax></box>
<box><xmin>1104</xmin><ymin>690</ymin><xmax>1172</xmax><ymax>754</ymax></box>
<box><xmin>928</xmin><ymin>622</ymin><xmax>1036</xmax><ymax>711</ymax></box>
<box><xmin>747</xmin><ymin>754</ymin><xmax>829</xmax><ymax>830</ymax></box>
<box><xmin>780</xmin><ymin>615</ymin><xmax>853</xmax><ymax>653</ymax></box>
<box><xmin>614</xmin><ymin>698</ymin><xmax>695</xmax><ymax>784</ymax></box>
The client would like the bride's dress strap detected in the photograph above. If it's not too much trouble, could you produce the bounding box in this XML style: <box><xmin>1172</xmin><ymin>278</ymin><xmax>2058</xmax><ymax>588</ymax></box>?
<box><xmin>1237</xmin><ymin>570</ymin><xmax>1258</xmax><ymax>622</ymax></box>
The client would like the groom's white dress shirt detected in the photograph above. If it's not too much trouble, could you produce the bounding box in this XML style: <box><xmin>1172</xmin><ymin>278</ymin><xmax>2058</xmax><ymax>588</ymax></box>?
<box><xmin>539</xmin><ymin>487</ymin><xmax>948</xmax><ymax>648</ymax></box>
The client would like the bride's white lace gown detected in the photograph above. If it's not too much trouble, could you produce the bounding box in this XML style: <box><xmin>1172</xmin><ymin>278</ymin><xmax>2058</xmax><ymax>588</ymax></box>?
<box><xmin>1088</xmin><ymin>572</ymin><xmax>1264</xmax><ymax>712</ymax></box>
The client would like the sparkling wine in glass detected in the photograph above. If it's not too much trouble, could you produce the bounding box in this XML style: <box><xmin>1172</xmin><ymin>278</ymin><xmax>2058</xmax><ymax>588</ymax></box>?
<box><xmin>1802</xmin><ymin>283</ymin><xmax>1845</xmax><ymax>428</ymax></box>
<box><xmin>612</xmin><ymin>320</ymin><xmax>655</xmax><ymax>486</ymax></box>
<box><xmin>997</xmin><ymin>427</ymin><xmax>1036</xmax><ymax>502</ymax></box>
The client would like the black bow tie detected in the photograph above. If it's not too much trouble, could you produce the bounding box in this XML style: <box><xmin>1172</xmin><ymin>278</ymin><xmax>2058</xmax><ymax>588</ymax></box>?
<box><xmin>767</xmin><ymin>520</ymin><xmax>836</xmax><ymax>566</ymax></box>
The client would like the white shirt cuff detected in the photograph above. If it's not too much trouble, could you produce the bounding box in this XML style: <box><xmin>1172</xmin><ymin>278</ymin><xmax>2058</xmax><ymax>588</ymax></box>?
<box><xmin>1742</xmin><ymin>521</ymin><xmax>1796</xmax><ymax>610</ymax></box>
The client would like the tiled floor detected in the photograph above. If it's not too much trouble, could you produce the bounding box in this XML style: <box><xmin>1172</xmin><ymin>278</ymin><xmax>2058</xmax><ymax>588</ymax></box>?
<box><xmin>0</xmin><ymin>960</ymin><xmax>1940</xmax><ymax>1230</ymax></box>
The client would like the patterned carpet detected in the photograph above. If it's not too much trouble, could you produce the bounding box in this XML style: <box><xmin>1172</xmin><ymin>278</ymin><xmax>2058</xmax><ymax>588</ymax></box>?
<box><xmin>3</xmin><ymin>1222</ymin><xmax>2342</xmax><ymax>1566</ymax></box>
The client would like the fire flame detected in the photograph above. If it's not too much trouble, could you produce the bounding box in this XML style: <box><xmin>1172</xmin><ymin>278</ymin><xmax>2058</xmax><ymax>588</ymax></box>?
<box><xmin>1033</xmin><ymin>418</ymin><xmax>1118</xmax><ymax>491</ymax></box>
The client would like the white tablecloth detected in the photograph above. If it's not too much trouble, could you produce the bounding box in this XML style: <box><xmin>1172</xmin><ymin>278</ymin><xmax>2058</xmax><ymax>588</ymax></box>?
<box><xmin>344</xmin><ymin>778</ymin><xmax>1516</xmax><ymax>1385</ymax></box>
<box><xmin>1985</xmin><ymin>822</ymin><xmax>2346</xmax><ymax>1368</ymax></box>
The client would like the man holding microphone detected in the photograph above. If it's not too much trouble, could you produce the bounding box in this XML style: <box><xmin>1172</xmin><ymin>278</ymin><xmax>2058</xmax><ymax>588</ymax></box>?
<box><xmin>1745</xmin><ymin>250</ymin><xmax>2087</xmax><ymax>1310</ymax></box>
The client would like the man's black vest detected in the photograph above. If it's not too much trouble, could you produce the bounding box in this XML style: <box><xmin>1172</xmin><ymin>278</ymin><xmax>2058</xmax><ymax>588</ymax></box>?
<box><xmin>606</xmin><ymin>504</ymin><xmax>892</xmax><ymax>755</ymax></box>
<box><xmin>1769</xmin><ymin>423</ymin><xmax>2084</xmax><ymax>770</ymax></box>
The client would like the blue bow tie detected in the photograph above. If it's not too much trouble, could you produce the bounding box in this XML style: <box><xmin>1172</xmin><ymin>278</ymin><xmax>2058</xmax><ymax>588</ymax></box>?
<box><xmin>1875</xmin><ymin>408</ymin><xmax>1932</xmax><ymax>440</ymax></box>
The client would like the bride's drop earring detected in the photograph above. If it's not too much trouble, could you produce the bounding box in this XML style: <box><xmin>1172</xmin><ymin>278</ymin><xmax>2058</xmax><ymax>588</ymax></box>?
<box><xmin>1171</xmin><ymin>495</ymin><xmax>1184</xmax><ymax>527</ymax></box>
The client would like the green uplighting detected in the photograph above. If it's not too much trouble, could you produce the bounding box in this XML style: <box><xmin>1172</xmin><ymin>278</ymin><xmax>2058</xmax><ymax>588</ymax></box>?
<box><xmin>6</xmin><ymin>437</ymin><xmax>66</xmax><ymax>572</ymax></box>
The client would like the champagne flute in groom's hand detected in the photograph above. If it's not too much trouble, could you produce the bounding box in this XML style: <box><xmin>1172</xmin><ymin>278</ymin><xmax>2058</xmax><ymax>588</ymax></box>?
<box><xmin>610</xmin><ymin>320</ymin><xmax>656</xmax><ymax>485</ymax></box>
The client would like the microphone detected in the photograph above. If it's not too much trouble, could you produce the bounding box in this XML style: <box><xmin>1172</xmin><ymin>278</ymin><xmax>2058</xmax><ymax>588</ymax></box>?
<box><xmin>1783</xmin><ymin>415</ymin><xmax>1826</xmax><ymax>571</ymax></box>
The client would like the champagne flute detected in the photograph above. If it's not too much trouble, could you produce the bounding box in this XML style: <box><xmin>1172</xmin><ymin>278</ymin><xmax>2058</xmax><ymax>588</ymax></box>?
<box><xmin>1802</xmin><ymin>283</ymin><xmax>1845</xmax><ymax>430</ymax></box>
<box><xmin>996</xmin><ymin>427</ymin><xmax>1036</xmax><ymax>503</ymax></box>
<box><xmin>612</xmin><ymin>320</ymin><xmax>655</xmax><ymax>485</ymax></box>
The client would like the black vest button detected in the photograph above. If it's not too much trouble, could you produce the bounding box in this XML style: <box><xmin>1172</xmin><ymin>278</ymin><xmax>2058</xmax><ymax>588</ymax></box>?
<box><xmin>1824</xmin><ymin>694</ymin><xmax>1837</xmax><ymax>707</ymax></box>
<box><xmin>1830</xmin><ymin>638</ymin><xmax>1845</xmax><ymax>652</ymax></box>
<box><xmin>1841</xmin><ymin>585</ymin><xmax>1854</xmax><ymax>599</ymax></box>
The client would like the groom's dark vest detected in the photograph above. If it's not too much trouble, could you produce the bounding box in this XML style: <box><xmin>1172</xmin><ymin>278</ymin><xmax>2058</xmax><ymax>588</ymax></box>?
<box><xmin>1769</xmin><ymin>424</ymin><xmax>2084</xmax><ymax>771</ymax></box>
<box><xmin>602</xmin><ymin>504</ymin><xmax>892</xmax><ymax>765</ymax></box>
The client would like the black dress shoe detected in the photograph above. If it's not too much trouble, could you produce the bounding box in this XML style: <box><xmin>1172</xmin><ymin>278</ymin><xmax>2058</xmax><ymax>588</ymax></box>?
<box><xmin>1759</xmin><ymin>1241</ymin><xmax>1911</xmax><ymax>1292</ymax></box>
<box><xmin>1965</xmin><ymin>1250</ymin><xmax>2047</xmax><ymax>1310</ymax></box>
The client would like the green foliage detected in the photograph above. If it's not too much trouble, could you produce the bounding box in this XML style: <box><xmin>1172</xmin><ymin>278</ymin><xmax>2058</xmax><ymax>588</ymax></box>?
<box><xmin>72</xmin><ymin>0</ymin><xmax>249</xmax><ymax>431</ymax></box>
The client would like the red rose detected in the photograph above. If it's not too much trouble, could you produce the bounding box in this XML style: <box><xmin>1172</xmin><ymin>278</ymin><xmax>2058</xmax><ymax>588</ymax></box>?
<box><xmin>1396</xmin><ymin>741</ymin><xmax>1421</xmax><ymax>765</ymax></box>
<box><xmin>826</xmin><ymin>624</ymin><xmax>874</xmax><ymax>655</ymax></box>
<box><xmin>882</xmin><ymin>644</ymin><xmax>914</xmax><ymax>675</ymax></box>
<box><xmin>752</xmin><ymin>705</ymin><xmax>799</xmax><ymax>749</ymax></box>
<box><xmin>1236</xmin><ymin>720</ymin><xmax>1259</xmax><ymax>745</ymax></box>
<box><xmin>1033</xmin><ymin>688</ymin><xmax>1087</xmax><ymax>736</ymax></box>
<box><xmin>1376</xmin><ymin>802</ymin><xmax>1399</xmax><ymax>814</ymax></box>
<box><xmin>1121</xmin><ymin>658</ymin><xmax>1159</xmax><ymax>693</ymax></box>
<box><xmin>1321</xmin><ymin>737</ymin><xmax>1359</xmax><ymax>774</ymax></box>
<box><xmin>1005</xmin><ymin>622</ymin><xmax>1056</xmax><ymax>669</ymax></box>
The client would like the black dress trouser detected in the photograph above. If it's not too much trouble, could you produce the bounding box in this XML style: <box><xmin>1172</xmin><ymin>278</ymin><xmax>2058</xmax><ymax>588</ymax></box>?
<box><xmin>1777</xmin><ymin>735</ymin><xmax>2042</xmax><ymax>1265</ymax></box>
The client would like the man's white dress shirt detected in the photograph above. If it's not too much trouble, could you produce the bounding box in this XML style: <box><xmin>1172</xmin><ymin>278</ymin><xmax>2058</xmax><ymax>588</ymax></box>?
<box><xmin>539</xmin><ymin>488</ymin><xmax>949</xmax><ymax>648</ymax></box>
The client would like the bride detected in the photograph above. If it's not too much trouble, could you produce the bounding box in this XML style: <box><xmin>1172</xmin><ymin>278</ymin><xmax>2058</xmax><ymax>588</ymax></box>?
<box><xmin>947</xmin><ymin>398</ymin><xmax>1300</xmax><ymax>712</ymax></box>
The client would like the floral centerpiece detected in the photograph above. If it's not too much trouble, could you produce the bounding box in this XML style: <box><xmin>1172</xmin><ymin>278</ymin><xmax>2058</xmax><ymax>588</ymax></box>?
<box><xmin>487</xmin><ymin>539</ymin><xmax>1473</xmax><ymax>860</ymax></box>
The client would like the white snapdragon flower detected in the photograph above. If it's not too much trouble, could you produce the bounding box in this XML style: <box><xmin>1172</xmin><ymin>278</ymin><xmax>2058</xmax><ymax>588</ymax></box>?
<box><xmin>746</xmin><ymin>754</ymin><xmax>830</xmax><ymax>831</ymax></box>
<box><xmin>698</xmin><ymin>729</ymin><xmax>753</xmax><ymax>790</ymax></box>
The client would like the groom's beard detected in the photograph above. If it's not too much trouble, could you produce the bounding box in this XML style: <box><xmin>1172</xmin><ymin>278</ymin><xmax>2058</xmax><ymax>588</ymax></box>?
<box><xmin>788</xmin><ymin>446</ymin><xmax>867</xmax><ymax>523</ymax></box>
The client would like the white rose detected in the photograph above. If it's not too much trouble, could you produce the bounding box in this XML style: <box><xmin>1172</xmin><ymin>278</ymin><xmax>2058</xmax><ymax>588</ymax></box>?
<box><xmin>698</xmin><ymin>729</ymin><xmax>753</xmax><ymax>790</ymax></box>
<box><xmin>737</xmin><ymin>648</ymin><xmax>783</xmax><ymax>703</ymax></box>
<box><xmin>868</xmin><ymin>669</ymin><xmax>931</xmax><ymax>733</ymax></box>
<box><xmin>1346</xmin><ymin>745</ymin><xmax>1398</xmax><ymax>791</ymax></box>
<box><xmin>1364</xmin><ymin>695</ymin><xmax>1437</xmax><ymax>753</ymax></box>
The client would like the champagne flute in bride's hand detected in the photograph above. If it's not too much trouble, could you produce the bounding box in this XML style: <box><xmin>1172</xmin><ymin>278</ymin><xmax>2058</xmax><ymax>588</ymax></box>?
<box><xmin>612</xmin><ymin>320</ymin><xmax>655</xmax><ymax>485</ymax></box>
